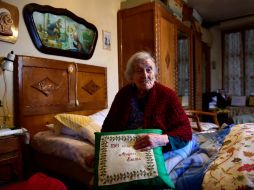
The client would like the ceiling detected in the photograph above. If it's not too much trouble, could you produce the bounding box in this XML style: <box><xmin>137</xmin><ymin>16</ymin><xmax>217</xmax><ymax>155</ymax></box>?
<box><xmin>186</xmin><ymin>0</ymin><xmax>254</xmax><ymax>26</ymax></box>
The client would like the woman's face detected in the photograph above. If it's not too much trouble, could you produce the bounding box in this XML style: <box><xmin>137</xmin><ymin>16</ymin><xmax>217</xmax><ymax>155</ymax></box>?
<box><xmin>132</xmin><ymin>59</ymin><xmax>156</xmax><ymax>91</ymax></box>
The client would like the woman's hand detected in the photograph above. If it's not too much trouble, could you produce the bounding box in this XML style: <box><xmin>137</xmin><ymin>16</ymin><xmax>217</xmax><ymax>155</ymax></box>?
<box><xmin>134</xmin><ymin>134</ymin><xmax>169</xmax><ymax>151</ymax></box>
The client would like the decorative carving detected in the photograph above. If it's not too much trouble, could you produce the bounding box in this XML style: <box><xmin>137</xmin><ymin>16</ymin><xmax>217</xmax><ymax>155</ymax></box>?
<box><xmin>32</xmin><ymin>77</ymin><xmax>59</xmax><ymax>96</ymax></box>
<box><xmin>67</xmin><ymin>64</ymin><xmax>75</xmax><ymax>73</ymax></box>
<box><xmin>82</xmin><ymin>80</ymin><xmax>100</xmax><ymax>95</ymax></box>
<box><xmin>165</xmin><ymin>51</ymin><xmax>170</xmax><ymax>69</ymax></box>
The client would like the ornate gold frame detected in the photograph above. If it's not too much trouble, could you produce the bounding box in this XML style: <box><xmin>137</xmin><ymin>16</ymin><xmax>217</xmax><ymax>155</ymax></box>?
<box><xmin>248</xmin><ymin>96</ymin><xmax>254</xmax><ymax>106</ymax></box>
<box><xmin>0</xmin><ymin>1</ymin><xmax>19</xmax><ymax>44</ymax></box>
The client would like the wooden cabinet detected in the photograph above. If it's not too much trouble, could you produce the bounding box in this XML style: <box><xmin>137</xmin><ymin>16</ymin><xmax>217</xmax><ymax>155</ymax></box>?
<box><xmin>0</xmin><ymin>135</ymin><xmax>22</xmax><ymax>184</ymax></box>
<box><xmin>118</xmin><ymin>2</ymin><xmax>197</xmax><ymax>109</ymax></box>
<box><xmin>193</xmin><ymin>28</ymin><xmax>203</xmax><ymax>110</ymax></box>
<box><xmin>176</xmin><ymin>23</ymin><xmax>194</xmax><ymax>109</ymax></box>
<box><xmin>117</xmin><ymin>2</ymin><xmax>177</xmax><ymax>90</ymax></box>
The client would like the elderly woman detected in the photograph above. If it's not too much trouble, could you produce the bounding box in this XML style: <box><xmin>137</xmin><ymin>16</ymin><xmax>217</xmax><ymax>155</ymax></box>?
<box><xmin>102</xmin><ymin>51</ymin><xmax>192</xmax><ymax>152</ymax></box>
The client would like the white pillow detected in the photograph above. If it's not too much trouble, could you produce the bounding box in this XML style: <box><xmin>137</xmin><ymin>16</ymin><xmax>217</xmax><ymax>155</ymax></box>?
<box><xmin>190</xmin><ymin>121</ymin><xmax>219</xmax><ymax>131</ymax></box>
<box><xmin>45</xmin><ymin>123</ymin><xmax>79</xmax><ymax>137</ymax></box>
<box><xmin>88</xmin><ymin>109</ymin><xmax>109</xmax><ymax>127</ymax></box>
<box><xmin>45</xmin><ymin>123</ymin><xmax>55</xmax><ymax>131</ymax></box>
<box><xmin>61</xmin><ymin>125</ymin><xmax>80</xmax><ymax>137</ymax></box>
<box><xmin>79</xmin><ymin>121</ymin><xmax>101</xmax><ymax>144</ymax></box>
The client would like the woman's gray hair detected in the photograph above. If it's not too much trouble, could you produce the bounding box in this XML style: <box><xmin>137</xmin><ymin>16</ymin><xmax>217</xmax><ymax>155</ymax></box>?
<box><xmin>124</xmin><ymin>51</ymin><xmax>158</xmax><ymax>82</ymax></box>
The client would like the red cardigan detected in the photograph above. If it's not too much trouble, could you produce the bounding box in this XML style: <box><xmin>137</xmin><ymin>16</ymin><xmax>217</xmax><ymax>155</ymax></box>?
<box><xmin>102</xmin><ymin>82</ymin><xmax>192</xmax><ymax>141</ymax></box>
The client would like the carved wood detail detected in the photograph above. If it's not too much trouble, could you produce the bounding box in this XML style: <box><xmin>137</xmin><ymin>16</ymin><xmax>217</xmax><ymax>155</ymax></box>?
<box><xmin>32</xmin><ymin>77</ymin><xmax>59</xmax><ymax>96</ymax></box>
<box><xmin>165</xmin><ymin>51</ymin><xmax>170</xmax><ymax>69</ymax></box>
<box><xmin>82</xmin><ymin>80</ymin><xmax>100</xmax><ymax>95</ymax></box>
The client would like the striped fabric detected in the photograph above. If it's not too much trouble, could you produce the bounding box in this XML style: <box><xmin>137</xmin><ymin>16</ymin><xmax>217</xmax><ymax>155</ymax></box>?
<box><xmin>55</xmin><ymin>113</ymin><xmax>92</xmax><ymax>132</ymax></box>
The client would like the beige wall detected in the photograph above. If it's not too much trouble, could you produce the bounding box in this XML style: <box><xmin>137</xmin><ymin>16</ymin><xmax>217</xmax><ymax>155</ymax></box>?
<box><xmin>0</xmin><ymin>0</ymin><xmax>121</xmax><ymax>126</ymax></box>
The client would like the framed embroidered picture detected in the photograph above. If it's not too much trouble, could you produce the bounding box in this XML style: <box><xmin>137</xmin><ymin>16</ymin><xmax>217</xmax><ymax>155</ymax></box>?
<box><xmin>94</xmin><ymin>129</ymin><xmax>174</xmax><ymax>189</ymax></box>
<box><xmin>0</xmin><ymin>1</ymin><xmax>19</xmax><ymax>43</ymax></box>
<box><xmin>23</xmin><ymin>3</ymin><xmax>98</xmax><ymax>60</ymax></box>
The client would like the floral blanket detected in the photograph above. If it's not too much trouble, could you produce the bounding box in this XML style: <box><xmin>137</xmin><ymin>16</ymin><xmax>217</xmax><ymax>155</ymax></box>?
<box><xmin>202</xmin><ymin>123</ymin><xmax>254</xmax><ymax>190</ymax></box>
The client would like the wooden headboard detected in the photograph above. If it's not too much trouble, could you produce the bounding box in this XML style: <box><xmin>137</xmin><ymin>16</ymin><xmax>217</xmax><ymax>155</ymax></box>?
<box><xmin>13</xmin><ymin>55</ymin><xmax>107</xmax><ymax>136</ymax></box>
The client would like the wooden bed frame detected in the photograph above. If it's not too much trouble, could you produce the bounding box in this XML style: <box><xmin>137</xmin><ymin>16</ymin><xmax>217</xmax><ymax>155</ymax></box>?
<box><xmin>13</xmin><ymin>55</ymin><xmax>107</xmax><ymax>188</ymax></box>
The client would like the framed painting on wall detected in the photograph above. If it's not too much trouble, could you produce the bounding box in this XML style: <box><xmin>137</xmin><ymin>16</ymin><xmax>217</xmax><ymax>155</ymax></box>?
<box><xmin>0</xmin><ymin>1</ymin><xmax>19</xmax><ymax>43</ymax></box>
<box><xmin>248</xmin><ymin>96</ymin><xmax>254</xmax><ymax>106</ymax></box>
<box><xmin>23</xmin><ymin>3</ymin><xmax>98</xmax><ymax>60</ymax></box>
<box><xmin>102</xmin><ymin>30</ymin><xmax>111</xmax><ymax>50</ymax></box>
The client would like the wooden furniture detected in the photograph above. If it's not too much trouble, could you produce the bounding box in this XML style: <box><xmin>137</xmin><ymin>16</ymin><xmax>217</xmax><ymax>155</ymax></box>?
<box><xmin>192</xmin><ymin>23</ymin><xmax>203</xmax><ymax>110</ymax></box>
<box><xmin>216</xmin><ymin>111</ymin><xmax>233</xmax><ymax>126</ymax></box>
<box><xmin>117</xmin><ymin>2</ymin><xmax>195</xmax><ymax>109</ymax></box>
<box><xmin>118</xmin><ymin>2</ymin><xmax>177</xmax><ymax>90</ymax></box>
<box><xmin>0</xmin><ymin>135</ymin><xmax>22</xmax><ymax>184</ymax></box>
<box><xmin>13</xmin><ymin>55</ymin><xmax>107</xmax><ymax>189</ymax></box>
<box><xmin>185</xmin><ymin>109</ymin><xmax>219</xmax><ymax>132</ymax></box>
<box><xmin>14</xmin><ymin>55</ymin><xmax>107</xmax><ymax>137</ymax></box>
<box><xmin>226</xmin><ymin>106</ymin><xmax>254</xmax><ymax>124</ymax></box>
<box><xmin>227</xmin><ymin>106</ymin><xmax>254</xmax><ymax>118</ymax></box>
<box><xmin>176</xmin><ymin>22</ymin><xmax>194</xmax><ymax>109</ymax></box>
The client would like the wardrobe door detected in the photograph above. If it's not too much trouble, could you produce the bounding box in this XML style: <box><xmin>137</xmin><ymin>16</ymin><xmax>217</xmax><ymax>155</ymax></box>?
<box><xmin>176</xmin><ymin>24</ymin><xmax>194</xmax><ymax>109</ymax></box>
<box><xmin>117</xmin><ymin>4</ymin><xmax>155</xmax><ymax>89</ymax></box>
<box><xmin>158</xmin><ymin>16</ymin><xmax>176</xmax><ymax>90</ymax></box>
<box><xmin>193</xmin><ymin>32</ymin><xmax>203</xmax><ymax>110</ymax></box>
<box><xmin>118</xmin><ymin>2</ymin><xmax>178</xmax><ymax>90</ymax></box>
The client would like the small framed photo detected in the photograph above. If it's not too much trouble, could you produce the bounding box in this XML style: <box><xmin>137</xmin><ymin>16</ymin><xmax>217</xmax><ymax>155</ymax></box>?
<box><xmin>248</xmin><ymin>96</ymin><xmax>254</xmax><ymax>106</ymax></box>
<box><xmin>102</xmin><ymin>30</ymin><xmax>111</xmax><ymax>50</ymax></box>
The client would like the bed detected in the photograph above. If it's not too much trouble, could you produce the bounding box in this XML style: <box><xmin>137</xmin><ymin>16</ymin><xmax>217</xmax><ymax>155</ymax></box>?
<box><xmin>13</xmin><ymin>55</ymin><xmax>254</xmax><ymax>190</ymax></box>
<box><xmin>13</xmin><ymin>55</ymin><xmax>107</xmax><ymax>188</ymax></box>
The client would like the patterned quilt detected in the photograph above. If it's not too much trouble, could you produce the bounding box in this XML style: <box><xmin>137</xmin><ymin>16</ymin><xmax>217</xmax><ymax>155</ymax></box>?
<box><xmin>164</xmin><ymin>124</ymin><xmax>232</xmax><ymax>190</ymax></box>
<box><xmin>32</xmin><ymin>123</ymin><xmax>254</xmax><ymax>190</ymax></box>
<box><xmin>202</xmin><ymin>123</ymin><xmax>254</xmax><ymax>190</ymax></box>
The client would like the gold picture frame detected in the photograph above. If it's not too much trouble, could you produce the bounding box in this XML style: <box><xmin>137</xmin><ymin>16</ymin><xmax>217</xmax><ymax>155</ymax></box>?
<box><xmin>0</xmin><ymin>1</ymin><xmax>19</xmax><ymax>43</ymax></box>
<box><xmin>249</xmin><ymin>96</ymin><xmax>254</xmax><ymax>106</ymax></box>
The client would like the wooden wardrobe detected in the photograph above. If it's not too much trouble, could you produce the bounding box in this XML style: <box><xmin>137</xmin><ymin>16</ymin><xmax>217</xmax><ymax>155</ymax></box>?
<box><xmin>117</xmin><ymin>1</ymin><xmax>202</xmax><ymax>109</ymax></box>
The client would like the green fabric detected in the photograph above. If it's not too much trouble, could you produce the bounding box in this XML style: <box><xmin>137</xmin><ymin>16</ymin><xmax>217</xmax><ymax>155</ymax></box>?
<box><xmin>94</xmin><ymin>129</ymin><xmax>174</xmax><ymax>190</ymax></box>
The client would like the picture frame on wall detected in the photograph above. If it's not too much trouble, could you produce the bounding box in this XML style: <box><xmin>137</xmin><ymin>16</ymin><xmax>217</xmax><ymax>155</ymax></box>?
<box><xmin>0</xmin><ymin>1</ymin><xmax>19</xmax><ymax>44</ymax></box>
<box><xmin>23</xmin><ymin>3</ymin><xmax>98</xmax><ymax>60</ymax></box>
<box><xmin>248</xmin><ymin>96</ymin><xmax>254</xmax><ymax>106</ymax></box>
<box><xmin>102</xmin><ymin>30</ymin><xmax>111</xmax><ymax>50</ymax></box>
